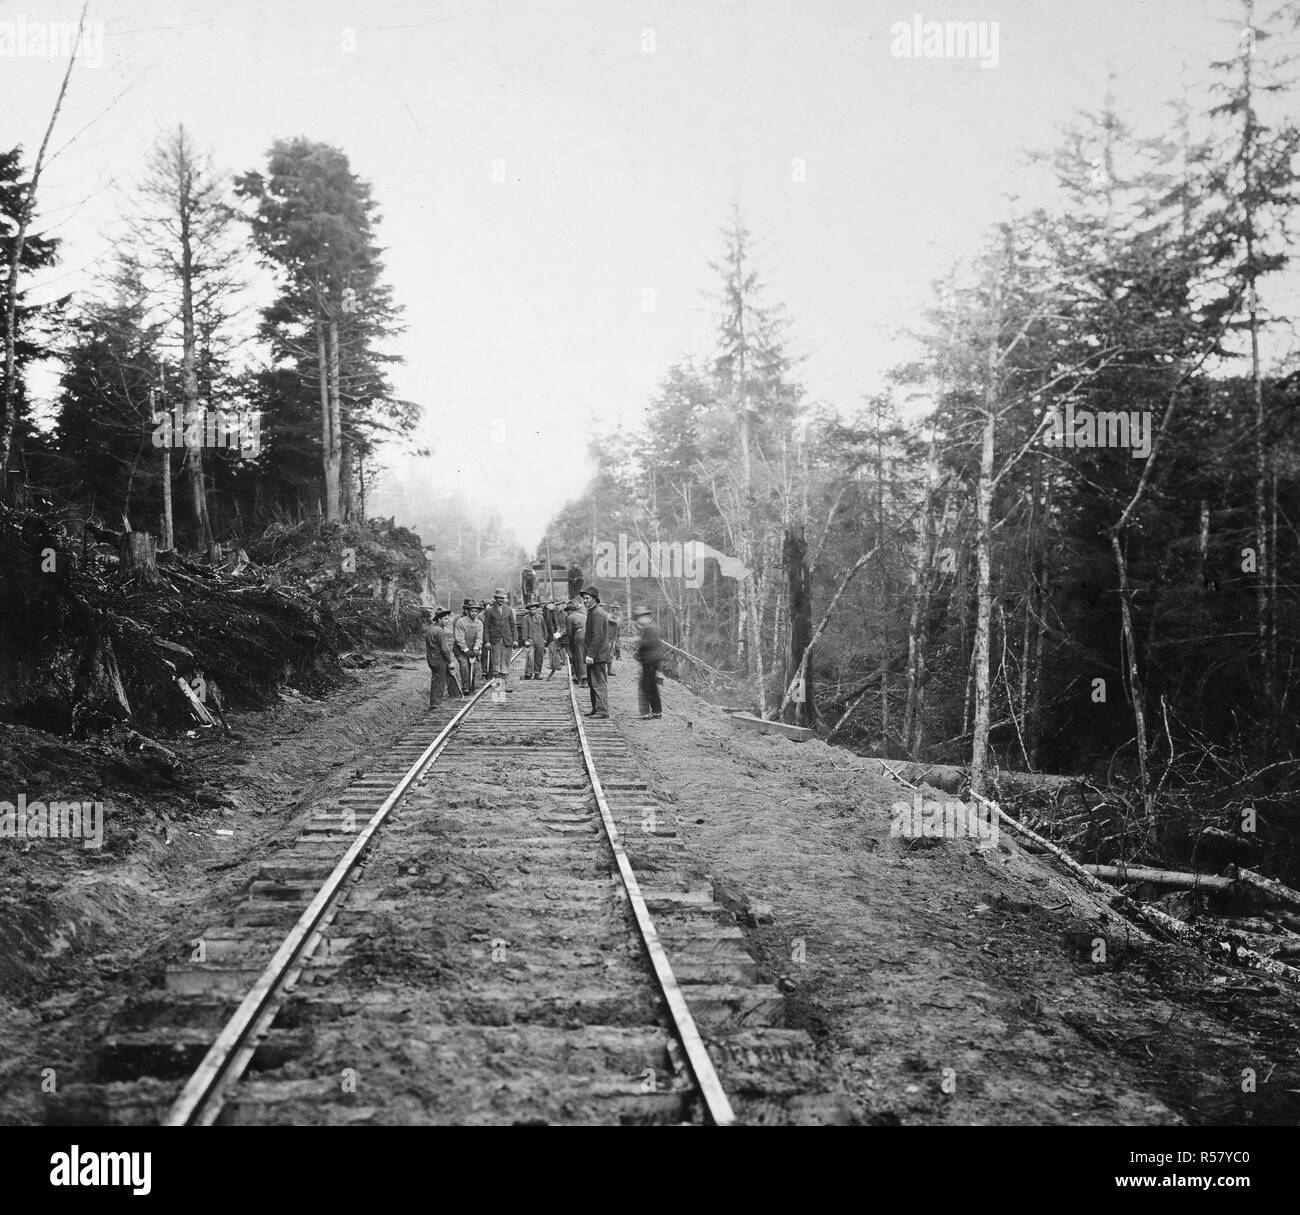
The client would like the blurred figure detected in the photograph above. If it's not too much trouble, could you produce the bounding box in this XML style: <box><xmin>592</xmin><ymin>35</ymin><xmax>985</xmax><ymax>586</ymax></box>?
<box><xmin>522</xmin><ymin>565</ymin><xmax>537</xmax><ymax>602</ymax></box>
<box><xmin>521</xmin><ymin>600</ymin><xmax>547</xmax><ymax>679</ymax></box>
<box><xmin>632</xmin><ymin>606</ymin><xmax>663</xmax><ymax>718</ymax></box>
<box><xmin>545</xmin><ymin>599</ymin><xmax>564</xmax><ymax>677</ymax></box>
<box><xmin>567</xmin><ymin>560</ymin><xmax>584</xmax><ymax>600</ymax></box>
<box><xmin>607</xmin><ymin>603</ymin><xmax>622</xmax><ymax>677</ymax></box>
<box><xmin>453</xmin><ymin>598</ymin><xmax>482</xmax><ymax>693</ymax></box>
<box><xmin>565</xmin><ymin>595</ymin><xmax>587</xmax><ymax>685</ymax></box>
<box><xmin>425</xmin><ymin>607</ymin><xmax>455</xmax><ymax>709</ymax></box>
<box><xmin>580</xmin><ymin>585</ymin><xmax>611</xmax><ymax>718</ymax></box>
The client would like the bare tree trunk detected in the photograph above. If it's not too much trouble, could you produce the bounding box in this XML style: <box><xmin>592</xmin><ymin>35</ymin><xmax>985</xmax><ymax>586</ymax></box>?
<box><xmin>179</xmin><ymin>160</ymin><xmax>212</xmax><ymax>551</ymax></box>
<box><xmin>1111</xmin><ymin>533</ymin><xmax>1153</xmax><ymax>819</ymax></box>
<box><xmin>783</xmin><ymin>524</ymin><xmax>815</xmax><ymax>726</ymax></box>
<box><xmin>161</xmin><ymin>447</ymin><xmax>174</xmax><ymax>551</ymax></box>
<box><xmin>0</xmin><ymin>6</ymin><xmax>86</xmax><ymax>487</ymax></box>
<box><xmin>340</xmin><ymin>432</ymin><xmax>355</xmax><ymax>522</ymax></box>
<box><xmin>904</xmin><ymin>457</ymin><xmax>943</xmax><ymax>759</ymax></box>
<box><xmin>318</xmin><ymin>320</ymin><xmax>340</xmax><ymax>522</ymax></box>
<box><xmin>1241</xmin><ymin>14</ymin><xmax>1272</xmax><ymax>744</ymax></box>
<box><xmin>777</xmin><ymin>535</ymin><xmax>887</xmax><ymax>720</ymax></box>
<box><xmin>327</xmin><ymin>316</ymin><xmax>344</xmax><ymax>524</ymax></box>
<box><xmin>970</xmin><ymin>262</ymin><xmax>1001</xmax><ymax>799</ymax></box>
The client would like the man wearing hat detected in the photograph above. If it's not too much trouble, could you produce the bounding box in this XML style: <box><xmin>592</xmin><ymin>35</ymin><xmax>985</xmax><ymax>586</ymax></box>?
<box><xmin>580</xmin><ymin>585</ymin><xmax>613</xmax><ymax>718</ymax></box>
<box><xmin>520</xmin><ymin>600</ymin><xmax>548</xmax><ymax>679</ymax></box>
<box><xmin>632</xmin><ymin>606</ymin><xmax>664</xmax><ymax>718</ymax></box>
<box><xmin>483</xmin><ymin>587</ymin><xmax>519</xmax><ymax>693</ymax></box>
<box><xmin>453</xmin><ymin>598</ymin><xmax>483</xmax><ymax>693</ymax></box>
<box><xmin>424</xmin><ymin>607</ymin><xmax>456</xmax><ymax>709</ymax></box>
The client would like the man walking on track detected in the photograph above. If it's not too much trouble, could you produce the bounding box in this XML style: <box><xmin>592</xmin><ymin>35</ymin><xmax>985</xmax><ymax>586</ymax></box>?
<box><xmin>453</xmin><ymin>598</ymin><xmax>483</xmax><ymax>693</ymax></box>
<box><xmin>565</xmin><ymin>596</ymin><xmax>587</xmax><ymax>686</ymax></box>
<box><xmin>545</xmin><ymin>599</ymin><xmax>564</xmax><ymax>678</ymax></box>
<box><xmin>632</xmin><ymin>605</ymin><xmax>664</xmax><ymax>718</ymax></box>
<box><xmin>521</xmin><ymin>600</ymin><xmax>547</xmax><ymax>679</ymax></box>
<box><xmin>567</xmin><ymin>561</ymin><xmax>583</xmax><ymax>600</ymax></box>
<box><xmin>425</xmin><ymin>607</ymin><xmax>455</xmax><ymax>709</ymax></box>
<box><xmin>580</xmin><ymin>585</ymin><xmax>612</xmax><ymax>719</ymax></box>
<box><xmin>484</xmin><ymin>587</ymin><xmax>518</xmax><ymax>693</ymax></box>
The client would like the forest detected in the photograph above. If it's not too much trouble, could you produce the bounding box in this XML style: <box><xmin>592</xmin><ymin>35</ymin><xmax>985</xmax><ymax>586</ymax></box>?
<box><xmin>543</xmin><ymin>18</ymin><xmax>1300</xmax><ymax>881</ymax></box>
<box><xmin>2</xmin><ymin>6</ymin><xmax>1300</xmax><ymax>891</ymax></box>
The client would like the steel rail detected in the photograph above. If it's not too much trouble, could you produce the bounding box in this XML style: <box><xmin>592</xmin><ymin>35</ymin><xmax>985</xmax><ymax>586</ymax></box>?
<box><xmin>565</xmin><ymin>661</ymin><xmax>737</xmax><ymax>1126</ymax></box>
<box><xmin>164</xmin><ymin>649</ymin><xmax>522</xmax><ymax>1126</ymax></box>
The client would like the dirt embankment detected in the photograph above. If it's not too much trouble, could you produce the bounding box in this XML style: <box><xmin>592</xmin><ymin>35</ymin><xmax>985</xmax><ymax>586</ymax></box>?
<box><xmin>0</xmin><ymin>653</ymin><xmax>432</xmax><ymax>1124</ymax></box>
<box><xmin>601</xmin><ymin>663</ymin><xmax>1300</xmax><ymax>1126</ymax></box>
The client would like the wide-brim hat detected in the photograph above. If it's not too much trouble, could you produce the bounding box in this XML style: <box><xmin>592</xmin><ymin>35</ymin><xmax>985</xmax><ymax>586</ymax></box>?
<box><xmin>433</xmin><ymin>608</ymin><xmax>453</xmax><ymax>620</ymax></box>
<box><xmin>492</xmin><ymin>587</ymin><xmax>507</xmax><ymax>598</ymax></box>
<box><xmin>579</xmin><ymin>585</ymin><xmax>600</xmax><ymax>602</ymax></box>
<box><xmin>461</xmin><ymin>598</ymin><xmax>475</xmax><ymax>608</ymax></box>
<box><xmin>526</xmin><ymin>601</ymin><xmax>540</xmax><ymax>609</ymax></box>
<box><xmin>632</xmin><ymin>605</ymin><xmax>650</xmax><ymax>617</ymax></box>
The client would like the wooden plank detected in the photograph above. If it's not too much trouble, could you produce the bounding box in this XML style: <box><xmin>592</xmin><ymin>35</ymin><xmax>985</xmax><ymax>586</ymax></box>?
<box><xmin>727</xmin><ymin>712</ymin><xmax>812</xmax><ymax>743</ymax></box>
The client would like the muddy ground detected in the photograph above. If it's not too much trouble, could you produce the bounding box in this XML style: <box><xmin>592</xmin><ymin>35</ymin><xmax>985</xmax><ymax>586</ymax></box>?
<box><xmin>1</xmin><ymin>654</ymin><xmax>1297</xmax><ymax>1125</ymax></box>
<box><xmin>0</xmin><ymin>651</ymin><xmax>432</xmax><ymax>1124</ymax></box>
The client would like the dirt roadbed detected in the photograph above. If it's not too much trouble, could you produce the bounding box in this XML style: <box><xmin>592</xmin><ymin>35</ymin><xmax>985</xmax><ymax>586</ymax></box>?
<box><xmin>601</xmin><ymin>664</ymin><xmax>1299</xmax><ymax>1126</ymax></box>
<box><xmin>2</xmin><ymin>654</ymin><xmax>1296</xmax><ymax>1125</ymax></box>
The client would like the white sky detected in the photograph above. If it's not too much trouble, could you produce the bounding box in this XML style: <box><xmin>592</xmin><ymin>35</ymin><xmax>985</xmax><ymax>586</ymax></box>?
<box><xmin>2</xmin><ymin>0</ymin><xmax>1290</xmax><ymax>551</ymax></box>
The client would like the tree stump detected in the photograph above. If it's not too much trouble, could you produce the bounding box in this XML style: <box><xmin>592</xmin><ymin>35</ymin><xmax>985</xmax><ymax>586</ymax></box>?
<box><xmin>119</xmin><ymin>531</ymin><xmax>161</xmax><ymax>585</ymax></box>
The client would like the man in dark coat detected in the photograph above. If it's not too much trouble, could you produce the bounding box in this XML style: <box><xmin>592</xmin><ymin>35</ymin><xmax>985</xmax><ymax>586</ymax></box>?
<box><xmin>632</xmin><ymin>606</ymin><xmax>664</xmax><ymax>718</ymax></box>
<box><xmin>544</xmin><ymin>599</ymin><xmax>564</xmax><ymax>677</ymax></box>
<box><xmin>564</xmin><ymin>596</ymin><xmax>587</xmax><ymax>685</ymax></box>
<box><xmin>580</xmin><ymin>585</ymin><xmax>612</xmax><ymax>718</ymax></box>
<box><xmin>566</xmin><ymin>561</ymin><xmax>583</xmax><ymax>600</ymax></box>
<box><xmin>521</xmin><ymin>601</ymin><xmax>548</xmax><ymax>679</ymax></box>
<box><xmin>483</xmin><ymin>587</ymin><xmax>518</xmax><ymax>692</ymax></box>
<box><xmin>424</xmin><ymin>607</ymin><xmax>455</xmax><ymax>708</ymax></box>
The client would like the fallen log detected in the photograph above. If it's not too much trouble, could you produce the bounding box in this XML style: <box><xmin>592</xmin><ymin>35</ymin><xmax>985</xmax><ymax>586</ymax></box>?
<box><xmin>961</xmin><ymin>791</ymin><xmax>1300</xmax><ymax>987</ymax></box>
<box><xmin>1083</xmin><ymin>864</ymin><xmax>1240</xmax><ymax>895</ymax></box>
<box><xmin>1234</xmin><ymin>868</ymin><xmax>1300</xmax><ymax>913</ymax></box>
<box><xmin>1131</xmin><ymin>901</ymin><xmax>1300</xmax><ymax>985</ymax></box>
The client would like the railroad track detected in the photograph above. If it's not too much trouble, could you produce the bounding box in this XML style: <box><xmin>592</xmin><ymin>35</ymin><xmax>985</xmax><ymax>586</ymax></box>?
<box><xmin>51</xmin><ymin>650</ymin><xmax>845</xmax><ymax>1126</ymax></box>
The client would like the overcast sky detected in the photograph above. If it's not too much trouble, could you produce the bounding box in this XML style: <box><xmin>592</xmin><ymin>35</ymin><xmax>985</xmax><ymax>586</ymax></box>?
<box><xmin>2</xmin><ymin>0</ymin><xmax>1288</xmax><ymax>551</ymax></box>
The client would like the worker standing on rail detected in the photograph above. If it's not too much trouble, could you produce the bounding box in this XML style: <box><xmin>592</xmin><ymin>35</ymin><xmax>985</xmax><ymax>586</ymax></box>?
<box><xmin>425</xmin><ymin>607</ymin><xmax>455</xmax><ymax>709</ymax></box>
<box><xmin>565</xmin><ymin>595</ymin><xmax>587</xmax><ymax>686</ymax></box>
<box><xmin>632</xmin><ymin>605</ymin><xmax>664</xmax><ymax>718</ymax></box>
<box><xmin>521</xmin><ymin>600</ymin><xmax>548</xmax><ymax>679</ymax></box>
<box><xmin>580</xmin><ymin>585</ymin><xmax>612</xmax><ymax>719</ymax></box>
<box><xmin>484</xmin><ymin>587</ymin><xmax>517</xmax><ymax>694</ymax></box>
<box><xmin>453</xmin><ymin>598</ymin><xmax>483</xmax><ymax>693</ymax></box>
<box><xmin>544</xmin><ymin>599</ymin><xmax>564</xmax><ymax>678</ymax></box>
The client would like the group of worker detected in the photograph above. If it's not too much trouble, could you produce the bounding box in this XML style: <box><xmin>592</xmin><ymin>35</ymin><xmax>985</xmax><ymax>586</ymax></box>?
<box><xmin>422</xmin><ymin>585</ymin><xmax>665</xmax><ymax>721</ymax></box>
